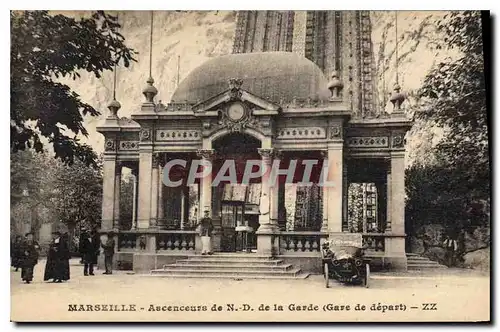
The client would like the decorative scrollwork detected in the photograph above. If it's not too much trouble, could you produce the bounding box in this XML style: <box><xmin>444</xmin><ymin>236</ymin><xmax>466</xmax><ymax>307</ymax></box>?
<box><xmin>276</xmin><ymin>127</ymin><xmax>326</xmax><ymax>140</ymax></box>
<box><xmin>347</xmin><ymin>136</ymin><xmax>389</xmax><ymax>148</ymax></box>
<box><xmin>119</xmin><ymin>141</ymin><xmax>139</xmax><ymax>150</ymax></box>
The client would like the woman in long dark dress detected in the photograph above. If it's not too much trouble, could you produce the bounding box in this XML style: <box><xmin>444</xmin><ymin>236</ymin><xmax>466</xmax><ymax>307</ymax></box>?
<box><xmin>21</xmin><ymin>232</ymin><xmax>39</xmax><ymax>284</ymax></box>
<box><xmin>11</xmin><ymin>235</ymin><xmax>24</xmax><ymax>271</ymax></box>
<box><xmin>44</xmin><ymin>231</ymin><xmax>70</xmax><ymax>283</ymax></box>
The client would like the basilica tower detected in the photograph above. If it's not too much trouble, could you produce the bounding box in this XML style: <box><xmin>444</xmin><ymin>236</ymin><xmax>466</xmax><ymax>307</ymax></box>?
<box><xmin>232</xmin><ymin>11</ymin><xmax>377</xmax><ymax>118</ymax></box>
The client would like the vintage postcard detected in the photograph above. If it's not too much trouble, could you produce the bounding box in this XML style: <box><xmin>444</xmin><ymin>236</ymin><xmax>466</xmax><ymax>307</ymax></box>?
<box><xmin>10</xmin><ymin>10</ymin><xmax>490</xmax><ymax>322</ymax></box>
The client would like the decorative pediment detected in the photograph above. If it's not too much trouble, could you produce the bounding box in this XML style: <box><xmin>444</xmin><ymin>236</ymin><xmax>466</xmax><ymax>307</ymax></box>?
<box><xmin>192</xmin><ymin>78</ymin><xmax>281</xmax><ymax>114</ymax></box>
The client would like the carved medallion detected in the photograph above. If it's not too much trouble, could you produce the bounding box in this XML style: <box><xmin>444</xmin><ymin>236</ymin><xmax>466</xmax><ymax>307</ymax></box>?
<box><xmin>392</xmin><ymin>134</ymin><xmax>404</xmax><ymax>148</ymax></box>
<box><xmin>140</xmin><ymin>128</ymin><xmax>151</xmax><ymax>141</ymax></box>
<box><xmin>330</xmin><ymin>126</ymin><xmax>342</xmax><ymax>139</ymax></box>
<box><xmin>104</xmin><ymin>138</ymin><xmax>115</xmax><ymax>151</ymax></box>
<box><xmin>227</xmin><ymin>102</ymin><xmax>246</xmax><ymax>121</ymax></box>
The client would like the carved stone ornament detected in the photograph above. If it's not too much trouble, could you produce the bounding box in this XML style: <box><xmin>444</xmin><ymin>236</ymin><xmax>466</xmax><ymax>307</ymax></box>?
<box><xmin>392</xmin><ymin>134</ymin><xmax>404</xmax><ymax>148</ymax></box>
<box><xmin>104</xmin><ymin>138</ymin><xmax>115</xmax><ymax>151</ymax></box>
<box><xmin>330</xmin><ymin>126</ymin><xmax>342</xmax><ymax>139</ymax></box>
<box><xmin>257</xmin><ymin>148</ymin><xmax>274</xmax><ymax>159</ymax></box>
<box><xmin>228</xmin><ymin>78</ymin><xmax>244</xmax><ymax>101</ymax></box>
<box><xmin>202</xmin><ymin>120</ymin><xmax>211</xmax><ymax>130</ymax></box>
<box><xmin>152</xmin><ymin>153</ymin><xmax>161</xmax><ymax>168</ymax></box>
<box><xmin>220</xmin><ymin>102</ymin><xmax>258</xmax><ymax>133</ymax></box>
<box><xmin>197</xmin><ymin>149</ymin><xmax>215</xmax><ymax>160</ymax></box>
<box><xmin>140</xmin><ymin>128</ymin><xmax>151</xmax><ymax>141</ymax></box>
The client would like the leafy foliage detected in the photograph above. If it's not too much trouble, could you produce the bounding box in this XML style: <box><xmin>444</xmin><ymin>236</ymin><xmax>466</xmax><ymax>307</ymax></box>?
<box><xmin>11</xmin><ymin>149</ymin><xmax>103</xmax><ymax>236</ymax></box>
<box><xmin>11</xmin><ymin>11</ymin><xmax>136</xmax><ymax>167</ymax></box>
<box><xmin>407</xmin><ymin>11</ymin><xmax>489</xmax><ymax>235</ymax></box>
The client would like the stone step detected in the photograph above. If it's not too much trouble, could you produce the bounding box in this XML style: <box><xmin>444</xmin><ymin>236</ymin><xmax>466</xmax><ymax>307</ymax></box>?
<box><xmin>408</xmin><ymin>264</ymin><xmax>443</xmax><ymax>269</ymax></box>
<box><xmin>188</xmin><ymin>254</ymin><xmax>274</xmax><ymax>260</ymax></box>
<box><xmin>407</xmin><ymin>256</ymin><xmax>435</xmax><ymax>261</ymax></box>
<box><xmin>164</xmin><ymin>263</ymin><xmax>293</xmax><ymax>271</ymax></box>
<box><xmin>146</xmin><ymin>273</ymin><xmax>310</xmax><ymax>280</ymax></box>
<box><xmin>408</xmin><ymin>260</ymin><xmax>442</xmax><ymax>265</ymax></box>
<box><xmin>151</xmin><ymin>267</ymin><xmax>303</xmax><ymax>277</ymax></box>
<box><xmin>408</xmin><ymin>265</ymin><xmax>447</xmax><ymax>270</ymax></box>
<box><xmin>177</xmin><ymin>258</ymin><xmax>284</xmax><ymax>265</ymax></box>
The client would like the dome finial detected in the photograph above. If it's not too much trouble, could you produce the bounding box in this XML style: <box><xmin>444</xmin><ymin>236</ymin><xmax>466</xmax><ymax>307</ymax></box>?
<box><xmin>327</xmin><ymin>70</ymin><xmax>343</xmax><ymax>100</ymax></box>
<box><xmin>390</xmin><ymin>11</ymin><xmax>405</xmax><ymax>113</ymax></box>
<box><xmin>108</xmin><ymin>13</ymin><xmax>121</xmax><ymax>118</ymax></box>
<box><xmin>143</xmin><ymin>11</ymin><xmax>157</xmax><ymax>104</ymax></box>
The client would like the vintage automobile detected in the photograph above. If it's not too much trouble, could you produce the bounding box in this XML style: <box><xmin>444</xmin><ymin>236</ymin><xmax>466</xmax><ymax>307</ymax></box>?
<box><xmin>321</xmin><ymin>234</ymin><xmax>371</xmax><ymax>288</ymax></box>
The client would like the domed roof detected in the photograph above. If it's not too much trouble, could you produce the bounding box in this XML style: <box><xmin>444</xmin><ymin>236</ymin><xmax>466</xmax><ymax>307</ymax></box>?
<box><xmin>171</xmin><ymin>52</ymin><xmax>331</xmax><ymax>105</ymax></box>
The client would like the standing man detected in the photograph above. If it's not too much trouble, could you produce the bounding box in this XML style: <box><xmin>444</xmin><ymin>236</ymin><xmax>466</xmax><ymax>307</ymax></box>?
<box><xmin>101</xmin><ymin>231</ymin><xmax>115</xmax><ymax>274</ymax></box>
<box><xmin>80</xmin><ymin>228</ymin><xmax>100</xmax><ymax>276</ymax></box>
<box><xmin>198</xmin><ymin>209</ymin><xmax>214</xmax><ymax>255</ymax></box>
<box><xmin>443</xmin><ymin>234</ymin><xmax>458</xmax><ymax>267</ymax></box>
<box><xmin>20</xmin><ymin>232</ymin><xmax>39</xmax><ymax>284</ymax></box>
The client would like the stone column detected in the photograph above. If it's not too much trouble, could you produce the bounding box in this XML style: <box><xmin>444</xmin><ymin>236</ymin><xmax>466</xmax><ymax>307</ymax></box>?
<box><xmin>113</xmin><ymin>163</ymin><xmax>122</xmax><ymax>230</ymax></box>
<box><xmin>269</xmin><ymin>150</ymin><xmax>281</xmax><ymax>228</ymax></box>
<box><xmin>131</xmin><ymin>168</ymin><xmax>138</xmax><ymax>230</ymax></box>
<box><xmin>157</xmin><ymin>155</ymin><xmax>165</xmax><ymax>227</ymax></box>
<box><xmin>320</xmin><ymin>151</ymin><xmax>328</xmax><ymax>233</ymax></box>
<box><xmin>256</xmin><ymin>148</ymin><xmax>277</xmax><ymax>256</ymax></box>
<box><xmin>257</xmin><ymin>148</ymin><xmax>273</xmax><ymax>230</ymax></box>
<box><xmin>137</xmin><ymin>149</ymin><xmax>153</xmax><ymax>229</ymax></box>
<box><xmin>197</xmin><ymin>149</ymin><xmax>214</xmax><ymax>215</ymax></box>
<box><xmin>150</xmin><ymin>154</ymin><xmax>160</xmax><ymax>229</ymax></box>
<box><xmin>101</xmin><ymin>155</ymin><xmax>117</xmax><ymax>231</ymax></box>
<box><xmin>326</xmin><ymin>143</ymin><xmax>343</xmax><ymax>233</ymax></box>
<box><xmin>385</xmin><ymin>151</ymin><xmax>407</xmax><ymax>270</ymax></box>
<box><xmin>385</xmin><ymin>167</ymin><xmax>392</xmax><ymax>232</ymax></box>
<box><xmin>342</xmin><ymin>167</ymin><xmax>348</xmax><ymax>232</ymax></box>
<box><xmin>390</xmin><ymin>152</ymin><xmax>405</xmax><ymax>234</ymax></box>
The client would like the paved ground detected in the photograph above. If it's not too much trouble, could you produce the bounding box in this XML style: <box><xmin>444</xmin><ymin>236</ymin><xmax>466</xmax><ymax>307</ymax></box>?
<box><xmin>11</xmin><ymin>259</ymin><xmax>490</xmax><ymax>322</ymax></box>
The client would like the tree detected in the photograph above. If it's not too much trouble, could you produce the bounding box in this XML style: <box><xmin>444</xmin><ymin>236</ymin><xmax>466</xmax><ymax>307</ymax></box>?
<box><xmin>51</xmin><ymin>158</ymin><xmax>103</xmax><ymax>234</ymax></box>
<box><xmin>406</xmin><ymin>11</ymin><xmax>490</xmax><ymax>237</ymax></box>
<box><xmin>11</xmin><ymin>11</ymin><xmax>136</xmax><ymax>167</ymax></box>
<box><xmin>417</xmin><ymin>11</ymin><xmax>489</xmax><ymax>202</ymax></box>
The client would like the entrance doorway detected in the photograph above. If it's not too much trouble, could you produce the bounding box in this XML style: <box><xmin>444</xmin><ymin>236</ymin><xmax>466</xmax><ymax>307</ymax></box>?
<box><xmin>212</xmin><ymin>133</ymin><xmax>261</xmax><ymax>252</ymax></box>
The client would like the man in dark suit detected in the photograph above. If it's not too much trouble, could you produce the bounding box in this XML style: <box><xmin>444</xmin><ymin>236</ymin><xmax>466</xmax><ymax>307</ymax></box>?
<box><xmin>80</xmin><ymin>228</ymin><xmax>101</xmax><ymax>276</ymax></box>
<box><xmin>101</xmin><ymin>231</ymin><xmax>115</xmax><ymax>274</ymax></box>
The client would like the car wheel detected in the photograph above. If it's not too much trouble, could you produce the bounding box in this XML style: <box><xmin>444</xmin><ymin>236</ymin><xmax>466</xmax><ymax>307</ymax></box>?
<box><xmin>324</xmin><ymin>263</ymin><xmax>329</xmax><ymax>288</ymax></box>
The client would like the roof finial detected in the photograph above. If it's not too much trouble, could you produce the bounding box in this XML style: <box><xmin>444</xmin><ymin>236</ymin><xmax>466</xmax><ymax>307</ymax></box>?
<box><xmin>107</xmin><ymin>12</ymin><xmax>121</xmax><ymax>118</ymax></box>
<box><xmin>143</xmin><ymin>11</ymin><xmax>157</xmax><ymax>104</ymax></box>
<box><xmin>390</xmin><ymin>11</ymin><xmax>405</xmax><ymax>113</ymax></box>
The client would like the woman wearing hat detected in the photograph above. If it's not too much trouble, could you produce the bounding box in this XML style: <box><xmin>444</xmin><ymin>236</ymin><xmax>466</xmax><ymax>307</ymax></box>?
<box><xmin>43</xmin><ymin>231</ymin><xmax>70</xmax><ymax>283</ymax></box>
<box><xmin>20</xmin><ymin>232</ymin><xmax>39</xmax><ymax>284</ymax></box>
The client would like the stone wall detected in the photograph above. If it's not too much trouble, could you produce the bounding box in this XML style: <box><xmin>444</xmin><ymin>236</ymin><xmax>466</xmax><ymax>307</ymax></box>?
<box><xmin>408</xmin><ymin>224</ymin><xmax>490</xmax><ymax>270</ymax></box>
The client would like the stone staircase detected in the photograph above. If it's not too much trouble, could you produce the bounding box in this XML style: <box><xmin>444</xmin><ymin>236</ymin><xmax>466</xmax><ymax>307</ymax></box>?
<box><xmin>407</xmin><ymin>253</ymin><xmax>448</xmax><ymax>270</ymax></box>
<box><xmin>150</xmin><ymin>254</ymin><xmax>309</xmax><ymax>279</ymax></box>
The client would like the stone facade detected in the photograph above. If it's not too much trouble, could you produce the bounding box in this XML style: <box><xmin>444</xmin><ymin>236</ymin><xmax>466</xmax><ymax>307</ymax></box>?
<box><xmin>96</xmin><ymin>11</ymin><xmax>413</xmax><ymax>273</ymax></box>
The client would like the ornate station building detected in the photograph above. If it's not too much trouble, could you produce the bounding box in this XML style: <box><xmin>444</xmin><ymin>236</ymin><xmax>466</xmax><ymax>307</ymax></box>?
<box><xmin>97</xmin><ymin>11</ymin><xmax>413</xmax><ymax>273</ymax></box>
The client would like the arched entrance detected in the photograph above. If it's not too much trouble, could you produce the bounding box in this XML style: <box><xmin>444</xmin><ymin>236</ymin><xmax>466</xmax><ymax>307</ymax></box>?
<box><xmin>212</xmin><ymin>133</ymin><xmax>262</xmax><ymax>252</ymax></box>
